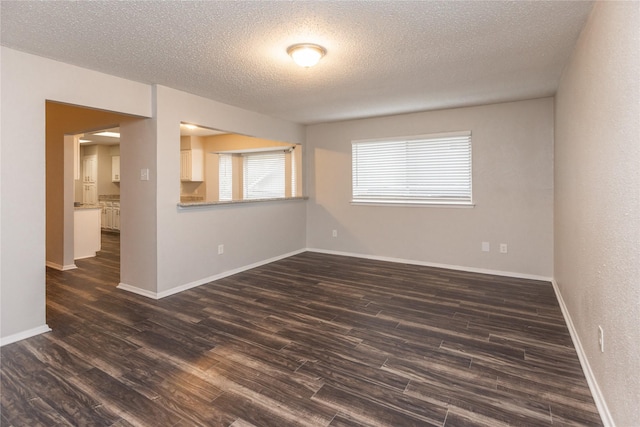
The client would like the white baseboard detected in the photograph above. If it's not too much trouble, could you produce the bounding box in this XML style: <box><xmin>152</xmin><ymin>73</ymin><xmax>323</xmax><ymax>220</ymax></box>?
<box><xmin>155</xmin><ymin>248</ymin><xmax>307</xmax><ymax>299</ymax></box>
<box><xmin>31</xmin><ymin>249</ymin><xmax>614</xmax><ymax>427</ymax></box>
<box><xmin>1</xmin><ymin>324</ymin><xmax>52</xmax><ymax>347</ymax></box>
<box><xmin>308</xmin><ymin>248</ymin><xmax>611</xmax><ymax>425</ymax></box>
<box><xmin>46</xmin><ymin>261</ymin><xmax>77</xmax><ymax>271</ymax></box>
<box><xmin>116</xmin><ymin>248</ymin><xmax>307</xmax><ymax>300</ymax></box>
<box><xmin>116</xmin><ymin>283</ymin><xmax>159</xmax><ymax>299</ymax></box>
<box><xmin>550</xmin><ymin>279</ymin><xmax>613</xmax><ymax>427</ymax></box>
<box><xmin>48</xmin><ymin>246</ymin><xmax>611</xmax><ymax>426</ymax></box>
<box><xmin>306</xmin><ymin>248</ymin><xmax>553</xmax><ymax>282</ymax></box>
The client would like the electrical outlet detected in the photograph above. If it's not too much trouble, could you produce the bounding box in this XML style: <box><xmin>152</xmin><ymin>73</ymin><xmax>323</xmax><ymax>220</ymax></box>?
<box><xmin>218</xmin><ymin>244</ymin><xmax>224</xmax><ymax>255</ymax></box>
<box><xmin>499</xmin><ymin>243</ymin><xmax>508</xmax><ymax>254</ymax></box>
<box><xmin>332</xmin><ymin>229</ymin><xmax>338</xmax><ymax>238</ymax></box>
<box><xmin>598</xmin><ymin>325</ymin><xmax>604</xmax><ymax>352</ymax></box>
<box><xmin>481</xmin><ymin>242</ymin><xmax>490</xmax><ymax>252</ymax></box>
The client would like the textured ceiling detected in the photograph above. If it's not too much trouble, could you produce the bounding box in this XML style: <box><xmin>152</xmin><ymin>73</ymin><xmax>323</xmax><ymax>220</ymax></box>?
<box><xmin>1</xmin><ymin>1</ymin><xmax>594</xmax><ymax>124</ymax></box>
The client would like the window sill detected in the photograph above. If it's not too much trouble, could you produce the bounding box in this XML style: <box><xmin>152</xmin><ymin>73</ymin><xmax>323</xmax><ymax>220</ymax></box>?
<box><xmin>178</xmin><ymin>196</ymin><xmax>308</xmax><ymax>209</ymax></box>
<box><xmin>351</xmin><ymin>200</ymin><xmax>475</xmax><ymax>208</ymax></box>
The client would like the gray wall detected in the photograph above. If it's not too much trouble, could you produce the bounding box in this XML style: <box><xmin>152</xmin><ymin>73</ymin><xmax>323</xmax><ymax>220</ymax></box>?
<box><xmin>119</xmin><ymin>118</ymin><xmax>158</xmax><ymax>294</ymax></box>
<box><xmin>0</xmin><ymin>47</ymin><xmax>152</xmax><ymax>342</ymax></box>
<box><xmin>152</xmin><ymin>85</ymin><xmax>306</xmax><ymax>295</ymax></box>
<box><xmin>0</xmin><ymin>47</ymin><xmax>308</xmax><ymax>344</ymax></box>
<box><xmin>306</xmin><ymin>98</ymin><xmax>554</xmax><ymax>278</ymax></box>
<box><xmin>4</xmin><ymin>14</ymin><xmax>638</xmax><ymax>423</ymax></box>
<box><xmin>554</xmin><ymin>2</ymin><xmax>640</xmax><ymax>425</ymax></box>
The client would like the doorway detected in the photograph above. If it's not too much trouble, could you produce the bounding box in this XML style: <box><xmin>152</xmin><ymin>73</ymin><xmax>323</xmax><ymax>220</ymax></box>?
<box><xmin>76</xmin><ymin>126</ymin><xmax>122</xmax><ymax>254</ymax></box>
<box><xmin>45</xmin><ymin>102</ymin><xmax>140</xmax><ymax>295</ymax></box>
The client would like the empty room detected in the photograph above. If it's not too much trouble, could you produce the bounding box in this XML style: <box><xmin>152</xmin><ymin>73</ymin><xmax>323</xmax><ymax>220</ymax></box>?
<box><xmin>0</xmin><ymin>1</ymin><xmax>638</xmax><ymax>426</ymax></box>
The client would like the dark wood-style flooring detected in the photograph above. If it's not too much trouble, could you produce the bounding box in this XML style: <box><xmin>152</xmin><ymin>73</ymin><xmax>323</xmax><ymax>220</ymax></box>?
<box><xmin>1</xmin><ymin>233</ymin><xmax>603</xmax><ymax>426</ymax></box>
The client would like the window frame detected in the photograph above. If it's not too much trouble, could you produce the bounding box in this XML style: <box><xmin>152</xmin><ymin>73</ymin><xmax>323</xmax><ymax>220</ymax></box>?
<box><xmin>351</xmin><ymin>131</ymin><xmax>473</xmax><ymax>207</ymax></box>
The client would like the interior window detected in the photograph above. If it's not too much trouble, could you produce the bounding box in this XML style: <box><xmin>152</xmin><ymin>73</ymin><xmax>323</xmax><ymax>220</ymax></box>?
<box><xmin>179</xmin><ymin>123</ymin><xmax>302</xmax><ymax>203</ymax></box>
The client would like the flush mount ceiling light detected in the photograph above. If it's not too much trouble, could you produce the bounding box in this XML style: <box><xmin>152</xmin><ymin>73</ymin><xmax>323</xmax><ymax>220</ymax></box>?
<box><xmin>287</xmin><ymin>43</ymin><xmax>326</xmax><ymax>68</ymax></box>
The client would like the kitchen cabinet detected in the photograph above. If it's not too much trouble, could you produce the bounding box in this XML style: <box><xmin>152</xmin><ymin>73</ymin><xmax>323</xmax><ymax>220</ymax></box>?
<box><xmin>103</xmin><ymin>204</ymin><xmax>112</xmax><ymax>229</ymax></box>
<box><xmin>83</xmin><ymin>155</ymin><xmax>97</xmax><ymax>183</ymax></box>
<box><xmin>112</xmin><ymin>202</ymin><xmax>120</xmax><ymax>230</ymax></box>
<box><xmin>100</xmin><ymin>202</ymin><xmax>107</xmax><ymax>227</ymax></box>
<box><xmin>83</xmin><ymin>183</ymin><xmax>97</xmax><ymax>205</ymax></box>
<box><xmin>180</xmin><ymin>149</ymin><xmax>203</xmax><ymax>182</ymax></box>
<box><xmin>101</xmin><ymin>201</ymin><xmax>120</xmax><ymax>231</ymax></box>
<box><xmin>112</xmin><ymin>156</ymin><xmax>120</xmax><ymax>182</ymax></box>
<box><xmin>74</xmin><ymin>207</ymin><xmax>101</xmax><ymax>259</ymax></box>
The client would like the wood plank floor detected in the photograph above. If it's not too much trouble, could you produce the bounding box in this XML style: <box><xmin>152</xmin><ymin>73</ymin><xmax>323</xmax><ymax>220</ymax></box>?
<box><xmin>1</xmin><ymin>233</ymin><xmax>603</xmax><ymax>426</ymax></box>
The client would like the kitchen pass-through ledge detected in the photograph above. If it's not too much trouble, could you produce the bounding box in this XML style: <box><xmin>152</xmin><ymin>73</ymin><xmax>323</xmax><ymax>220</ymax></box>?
<box><xmin>177</xmin><ymin>196</ymin><xmax>308</xmax><ymax>209</ymax></box>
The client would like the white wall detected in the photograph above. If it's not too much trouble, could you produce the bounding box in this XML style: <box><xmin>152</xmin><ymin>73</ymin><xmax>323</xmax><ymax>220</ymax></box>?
<box><xmin>152</xmin><ymin>85</ymin><xmax>307</xmax><ymax>295</ymax></box>
<box><xmin>306</xmin><ymin>98</ymin><xmax>554</xmax><ymax>278</ymax></box>
<box><xmin>554</xmin><ymin>2</ymin><xmax>640</xmax><ymax>425</ymax></box>
<box><xmin>0</xmin><ymin>47</ymin><xmax>152</xmax><ymax>342</ymax></box>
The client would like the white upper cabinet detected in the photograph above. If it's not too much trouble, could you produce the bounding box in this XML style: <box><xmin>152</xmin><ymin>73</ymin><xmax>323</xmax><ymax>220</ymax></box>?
<box><xmin>83</xmin><ymin>155</ymin><xmax>97</xmax><ymax>183</ymax></box>
<box><xmin>180</xmin><ymin>149</ymin><xmax>203</xmax><ymax>182</ymax></box>
<box><xmin>112</xmin><ymin>155</ymin><xmax>120</xmax><ymax>182</ymax></box>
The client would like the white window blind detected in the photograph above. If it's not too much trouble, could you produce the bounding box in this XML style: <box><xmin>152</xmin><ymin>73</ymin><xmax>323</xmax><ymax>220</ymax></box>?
<box><xmin>352</xmin><ymin>131</ymin><xmax>472</xmax><ymax>205</ymax></box>
<box><xmin>219</xmin><ymin>154</ymin><xmax>232</xmax><ymax>201</ymax></box>
<box><xmin>243</xmin><ymin>152</ymin><xmax>285</xmax><ymax>200</ymax></box>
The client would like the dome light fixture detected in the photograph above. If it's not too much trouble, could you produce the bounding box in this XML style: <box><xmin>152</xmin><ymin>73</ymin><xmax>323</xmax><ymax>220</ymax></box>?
<box><xmin>287</xmin><ymin>43</ymin><xmax>326</xmax><ymax>68</ymax></box>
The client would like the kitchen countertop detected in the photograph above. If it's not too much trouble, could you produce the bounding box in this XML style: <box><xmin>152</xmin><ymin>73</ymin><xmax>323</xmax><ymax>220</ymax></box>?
<box><xmin>74</xmin><ymin>204</ymin><xmax>102</xmax><ymax>210</ymax></box>
<box><xmin>178</xmin><ymin>196</ymin><xmax>308</xmax><ymax>208</ymax></box>
<box><xmin>180</xmin><ymin>195</ymin><xmax>205</xmax><ymax>203</ymax></box>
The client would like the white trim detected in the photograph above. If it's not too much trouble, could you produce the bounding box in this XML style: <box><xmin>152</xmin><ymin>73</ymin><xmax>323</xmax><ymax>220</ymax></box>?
<box><xmin>305</xmin><ymin>249</ymin><xmax>611</xmax><ymax>424</ymax></box>
<box><xmin>550</xmin><ymin>279</ymin><xmax>614</xmax><ymax>427</ymax></box>
<box><xmin>74</xmin><ymin>254</ymin><xmax>96</xmax><ymax>261</ymax></box>
<box><xmin>116</xmin><ymin>283</ymin><xmax>159</xmax><ymax>299</ymax></box>
<box><xmin>116</xmin><ymin>248</ymin><xmax>307</xmax><ymax>300</ymax></box>
<box><xmin>45</xmin><ymin>261</ymin><xmax>77</xmax><ymax>271</ymax></box>
<box><xmin>352</xmin><ymin>130</ymin><xmax>472</xmax><ymax>145</ymax></box>
<box><xmin>17</xmin><ymin>250</ymin><xmax>611</xmax><ymax>427</ymax></box>
<box><xmin>306</xmin><ymin>248</ymin><xmax>553</xmax><ymax>282</ymax></box>
<box><xmin>1</xmin><ymin>324</ymin><xmax>52</xmax><ymax>347</ymax></box>
<box><xmin>156</xmin><ymin>248</ymin><xmax>306</xmax><ymax>299</ymax></box>
<box><xmin>350</xmin><ymin>201</ymin><xmax>475</xmax><ymax>208</ymax></box>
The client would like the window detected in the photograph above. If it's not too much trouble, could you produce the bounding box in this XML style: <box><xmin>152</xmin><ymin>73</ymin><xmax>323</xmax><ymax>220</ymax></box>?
<box><xmin>179</xmin><ymin>123</ymin><xmax>303</xmax><ymax>205</ymax></box>
<box><xmin>219</xmin><ymin>154</ymin><xmax>232</xmax><ymax>201</ymax></box>
<box><xmin>352</xmin><ymin>131</ymin><xmax>472</xmax><ymax>205</ymax></box>
<box><xmin>291</xmin><ymin>150</ymin><xmax>297</xmax><ymax>198</ymax></box>
<box><xmin>243</xmin><ymin>152</ymin><xmax>285</xmax><ymax>200</ymax></box>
